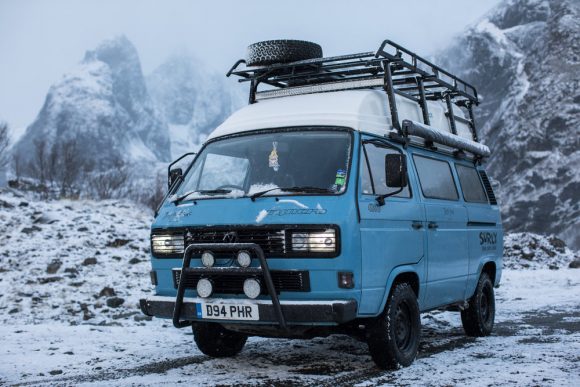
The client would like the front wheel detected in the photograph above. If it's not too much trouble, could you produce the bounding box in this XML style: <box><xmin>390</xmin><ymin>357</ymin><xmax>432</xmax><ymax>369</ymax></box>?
<box><xmin>367</xmin><ymin>283</ymin><xmax>421</xmax><ymax>369</ymax></box>
<box><xmin>461</xmin><ymin>272</ymin><xmax>495</xmax><ymax>336</ymax></box>
<box><xmin>192</xmin><ymin>322</ymin><xmax>247</xmax><ymax>358</ymax></box>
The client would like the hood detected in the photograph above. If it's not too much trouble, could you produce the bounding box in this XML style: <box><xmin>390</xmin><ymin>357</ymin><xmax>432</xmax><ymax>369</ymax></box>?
<box><xmin>153</xmin><ymin>194</ymin><xmax>355</xmax><ymax>230</ymax></box>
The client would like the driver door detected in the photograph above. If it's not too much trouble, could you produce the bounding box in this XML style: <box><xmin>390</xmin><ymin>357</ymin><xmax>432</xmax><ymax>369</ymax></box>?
<box><xmin>358</xmin><ymin>140</ymin><xmax>426</xmax><ymax>315</ymax></box>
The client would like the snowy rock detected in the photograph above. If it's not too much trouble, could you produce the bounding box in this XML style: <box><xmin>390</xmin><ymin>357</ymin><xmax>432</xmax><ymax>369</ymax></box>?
<box><xmin>0</xmin><ymin>188</ymin><xmax>153</xmax><ymax>327</ymax></box>
<box><xmin>106</xmin><ymin>297</ymin><xmax>125</xmax><ymax>308</ymax></box>
<box><xmin>21</xmin><ymin>225</ymin><xmax>41</xmax><ymax>234</ymax></box>
<box><xmin>46</xmin><ymin>259</ymin><xmax>62</xmax><ymax>274</ymax></box>
<box><xmin>569</xmin><ymin>259</ymin><xmax>580</xmax><ymax>269</ymax></box>
<box><xmin>82</xmin><ymin>257</ymin><xmax>98</xmax><ymax>266</ymax></box>
<box><xmin>437</xmin><ymin>0</ymin><xmax>580</xmax><ymax>249</ymax></box>
<box><xmin>99</xmin><ymin>287</ymin><xmax>116</xmax><ymax>298</ymax></box>
<box><xmin>503</xmin><ymin>232</ymin><xmax>577</xmax><ymax>269</ymax></box>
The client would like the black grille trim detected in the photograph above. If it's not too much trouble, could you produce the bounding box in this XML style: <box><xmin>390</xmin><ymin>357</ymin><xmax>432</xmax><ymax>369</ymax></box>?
<box><xmin>172</xmin><ymin>268</ymin><xmax>311</xmax><ymax>294</ymax></box>
<box><xmin>478</xmin><ymin>170</ymin><xmax>497</xmax><ymax>205</ymax></box>
<box><xmin>152</xmin><ymin>224</ymin><xmax>340</xmax><ymax>259</ymax></box>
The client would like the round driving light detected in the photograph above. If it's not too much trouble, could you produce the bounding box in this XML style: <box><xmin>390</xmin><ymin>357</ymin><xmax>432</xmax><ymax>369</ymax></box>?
<box><xmin>197</xmin><ymin>278</ymin><xmax>213</xmax><ymax>298</ymax></box>
<box><xmin>201</xmin><ymin>251</ymin><xmax>215</xmax><ymax>267</ymax></box>
<box><xmin>243</xmin><ymin>278</ymin><xmax>261</xmax><ymax>299</ymax></box>
<box><xmin>237</xmin><ymin>250</ymin><xmax>252</xmax><ymax>268</ymax></box>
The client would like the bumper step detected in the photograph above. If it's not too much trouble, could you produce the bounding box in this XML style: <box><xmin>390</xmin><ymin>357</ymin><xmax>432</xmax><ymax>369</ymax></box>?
<box><xmin>140</xmin><ymin>296</ymin><xmax>357</xmax><ymax>325</ymax></box>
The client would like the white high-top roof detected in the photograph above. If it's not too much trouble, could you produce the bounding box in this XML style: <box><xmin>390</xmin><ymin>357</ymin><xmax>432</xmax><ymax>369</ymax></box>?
<box><xmin>207</xmin><ymin>89</ymin><xmax>473</xmax><ymax>142</ymax></box>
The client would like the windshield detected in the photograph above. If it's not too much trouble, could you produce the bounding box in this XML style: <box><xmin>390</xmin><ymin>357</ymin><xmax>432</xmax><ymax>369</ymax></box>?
<box><xmin>173</xmin><ymin>129</ymin><xmax>352</xmax><ymax>201</ymax></box>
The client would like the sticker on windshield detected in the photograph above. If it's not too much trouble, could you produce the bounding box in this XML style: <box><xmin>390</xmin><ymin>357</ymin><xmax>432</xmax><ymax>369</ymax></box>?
<box><xmin>269</xmin><ymin>141</ymin><xmax>280</xmax><ymax>172</ymax></box>
<box><xmin>334</xmin><ymin>169</ymin><xmax>346</xmax><ymax>186</ymax></box>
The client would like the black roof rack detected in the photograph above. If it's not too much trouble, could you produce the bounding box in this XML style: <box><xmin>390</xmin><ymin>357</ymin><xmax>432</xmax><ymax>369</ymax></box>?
<box><xmin>227</xmin><ymin>39</ymin><xmax>480</xmax><ymax>144</ymax></box>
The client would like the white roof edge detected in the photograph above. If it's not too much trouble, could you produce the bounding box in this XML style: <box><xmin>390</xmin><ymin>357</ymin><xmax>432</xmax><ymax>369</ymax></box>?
<box><xmin>206</xmin><ymin>89</ymin><xmax>489</xmax><ymax>156</ymax></box>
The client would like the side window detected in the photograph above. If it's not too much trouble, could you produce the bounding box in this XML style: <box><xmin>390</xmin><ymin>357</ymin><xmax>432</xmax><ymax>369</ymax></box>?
<box><xmin>413</xmin><ymin>155</ymin><xmax>458</xmax><ymax>200</ymax></box>
<box><xmin>361</xmin><ymin>143</ymin><xmax>411</xmax><ymax>198</ymax></box>
<box><xmin>456</xmin><ymin>165</ymin><xmax>488</xmax><ymax>203</ymax></box>
<box><xmin>198</xmin><ymin>153</ymin><xmax>249</xmax><ymax>190</ymax></box>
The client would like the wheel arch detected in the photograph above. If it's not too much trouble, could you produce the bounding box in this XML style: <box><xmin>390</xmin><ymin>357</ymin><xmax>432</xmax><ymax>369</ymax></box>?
<box><xmin>378</xmin><ymin>264</ymin><xmax>423</xmax><ymax>315</ymax></box>
<box><xmin>466</xmin><ymin>257</ymin><xmax>501</xmax><ymax>299</ymax></box>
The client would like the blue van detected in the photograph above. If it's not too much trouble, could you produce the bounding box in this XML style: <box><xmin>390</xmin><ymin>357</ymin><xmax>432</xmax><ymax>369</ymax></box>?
<box><xmin>140</xmin><ymin>40</ymin><xmax>503</xmax><ymax>369</ymax></box>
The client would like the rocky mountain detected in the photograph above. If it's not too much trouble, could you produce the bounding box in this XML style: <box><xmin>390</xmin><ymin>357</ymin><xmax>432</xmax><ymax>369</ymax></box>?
<box><xmin>437</xmin><ymin>0</ymin><xmax>580</xmax><ymax>248</ymax></box>
<box><xmin>13</xmin><ymin>36</ymin><xmax>171</xmax><ymax>169</ymax></box>
<box><xmin>12</xmin><ymin>37</ymin><xmax>244</xmax><ymax>171</ymax></box>
<box><xmin>146</xmin><ymin>54</ymin><xmax>245</xmax><ymax>158</ymax></box>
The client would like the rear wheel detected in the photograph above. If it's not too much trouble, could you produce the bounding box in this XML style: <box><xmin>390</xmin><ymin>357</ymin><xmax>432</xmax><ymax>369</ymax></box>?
<box><xmin>367</xmin><ymin>283</ymin><xmax>421</xmax><ymax>369</ymax></box>
<box><xmin>192</xmin><ymin>322</ymin><xmax>247</xmax><ymax>357</ymax></box>
<box><xmin>461</xmin><ymin>272</ymin><xmax>495</xmax><ymax>336</ymax></box>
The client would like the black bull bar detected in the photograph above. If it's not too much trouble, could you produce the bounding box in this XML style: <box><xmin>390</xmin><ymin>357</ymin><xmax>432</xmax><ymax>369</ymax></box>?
<box><xmin>173</xmin><ymin>243</ymin><xmax>288</xmax><ymax>330</ymax></box>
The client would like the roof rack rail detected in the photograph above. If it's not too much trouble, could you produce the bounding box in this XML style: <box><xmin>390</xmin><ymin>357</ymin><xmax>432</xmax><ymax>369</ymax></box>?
<box><xmin>228</xmin><ymin>39</ymin><xmax>481</xmax><ymax>145</ymax></box>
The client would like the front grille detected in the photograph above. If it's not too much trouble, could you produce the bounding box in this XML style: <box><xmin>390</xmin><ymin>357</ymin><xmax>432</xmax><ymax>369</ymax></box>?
<box><xmin>478</xmin><ymin>170</ymin><xmax>498</xmax><ymax>205</ymax></box>
<box><xmin>186</xmin><ymin>228</ymin><xmax>286</xmax><ymax>256</ymax></box>
<box><xmin>172</xmin><ymin>269</ymin><xmax>310</xmax><ymax>294</ymax></box>
<box><xmin>151</xmin><ymin>225</ymin><xmax>340</xmax><ymax>258</ymax></box>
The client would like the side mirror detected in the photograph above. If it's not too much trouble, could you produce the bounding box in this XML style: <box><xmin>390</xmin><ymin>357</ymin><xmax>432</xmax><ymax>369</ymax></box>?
<box><xmin>168</xmin><ymin>168</ymin><xmax>183</xmax><ymax>188</ymax></box>
<box><xmin>385</xmin><ymin>154</ymin><xmax>408</xmax><ymax>188</ymax></box>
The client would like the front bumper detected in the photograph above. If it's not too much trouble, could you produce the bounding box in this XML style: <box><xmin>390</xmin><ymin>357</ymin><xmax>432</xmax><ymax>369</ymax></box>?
<box><xmin>140</xmin><ymin>296</ymin><xmax>357</xmax><ymax>325</ymax></box>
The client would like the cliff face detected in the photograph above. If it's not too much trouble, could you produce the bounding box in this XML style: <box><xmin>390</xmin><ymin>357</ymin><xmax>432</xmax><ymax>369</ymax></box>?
<box><xmin>438</xmin><ymin>0</ymin><xmax>580</xmax><ymax>247</ymax></box>
<box><xmin>146</xmin><ymin>54</ymin><xmax>244</xmax><ymax>158</ymax></box>
<box><xmin>14</xmin><ymin>36</ymin><xmax>171</xmax><ymax>169</ymax></box>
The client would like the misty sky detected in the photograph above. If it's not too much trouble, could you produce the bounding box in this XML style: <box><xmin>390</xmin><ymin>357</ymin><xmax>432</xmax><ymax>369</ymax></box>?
<box><xmin>0</xmin><ymin>0</ymin><xmax>502</xmax><ymax>130</ymax></box>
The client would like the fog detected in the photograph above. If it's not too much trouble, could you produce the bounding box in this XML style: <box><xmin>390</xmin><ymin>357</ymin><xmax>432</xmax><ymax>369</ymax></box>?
<box><xmin>0</xmin><ymin>0</ymin><xmax>502</xmax><ymax>129</ymax></box>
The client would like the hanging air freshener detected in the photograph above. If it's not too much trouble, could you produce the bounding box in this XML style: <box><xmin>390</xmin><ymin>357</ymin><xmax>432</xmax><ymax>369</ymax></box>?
<box><xmin>269</xmin><ymin>141</ymin><xmax>280</xmax><ymax>171</ymax></box>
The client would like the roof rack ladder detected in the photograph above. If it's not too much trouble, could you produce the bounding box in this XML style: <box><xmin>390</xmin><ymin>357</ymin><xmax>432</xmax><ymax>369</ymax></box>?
<box><xmin>444</xmin><ymin>93</ymin><xmax>458</xmax><ymax>135</ymax></box>
<box><xmin>416</xmin><ymin>77</ymin><xmax>434</xmax><ymax>148</ymax></box>
<box><xmin>466</xmin><ymin>101</ymin><xmax>479</xmax><ymax>142</ymax></box>
<box><xmin>382</xmin><ymin>61</ymin><xmax>401</xmax><ymax>134</ymax></box>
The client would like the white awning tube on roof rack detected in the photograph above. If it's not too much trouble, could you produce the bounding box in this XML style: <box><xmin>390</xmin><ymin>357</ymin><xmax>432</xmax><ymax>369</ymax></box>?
<box><xmin>402</xmin><ymin>119</ymin><xmax>491</xmax><ymax>157</ymax></box>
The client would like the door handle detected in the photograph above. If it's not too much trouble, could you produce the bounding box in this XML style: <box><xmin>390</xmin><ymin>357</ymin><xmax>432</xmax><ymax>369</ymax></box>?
<box><xmin>412</xmin><ymin>221</ymin><xmax>423</xmax><ymax>230</ymax></box>
<box><xmin>428</xmin><ymin>222</ymin><xmax>439</xmax><ymax>230</ymax></box>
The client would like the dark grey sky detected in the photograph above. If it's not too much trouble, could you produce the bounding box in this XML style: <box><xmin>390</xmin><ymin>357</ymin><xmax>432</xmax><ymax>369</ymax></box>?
<box><xmin>0</xmin><ymin>0</ymin><xmax>502</xmax><ymax>129</ymax></box>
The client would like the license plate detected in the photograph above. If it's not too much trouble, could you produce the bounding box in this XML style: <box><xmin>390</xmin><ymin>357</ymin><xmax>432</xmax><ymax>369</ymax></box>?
<box><xmin>195</xmin><ymin>302</ymin><xmax>259</xmax><ymax>321</ymax></box>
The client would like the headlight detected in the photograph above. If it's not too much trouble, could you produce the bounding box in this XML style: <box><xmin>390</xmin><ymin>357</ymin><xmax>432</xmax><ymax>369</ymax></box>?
<box><xmin>151</xmin><ymin>233</ymin><xmax>184</xmax><ymax>255</ymax></box>
<box><xmin>291</xmin><ymin>229</ymin><xmax>336</xmax><ymax>253</ymax></box>
<box><xmin>237</xmin><ymin>250</ymin><xmax>252</xmax><ymax>267</ymax></box>
<box><xmin>243</xmin><ymin>278</ymin><xmax>261</xmax><ymax>299</ymax></box>
<box><xmin>197</xmin><ymin>278</ymin><xmax>213</xmax><ymax>298</ymax></box>
<box><xmin>201</xmin><ymin>251</ymin><xmax>215</xmax><ymax>267</ymax></box>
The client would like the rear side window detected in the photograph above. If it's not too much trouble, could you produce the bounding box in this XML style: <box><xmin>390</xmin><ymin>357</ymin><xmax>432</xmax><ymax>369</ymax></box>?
<box><xmin>413</xmin><ymin>155</ymin><xmax>458</xmax><ymax>200</ymax></box>
<box><xmin>455</xmin><ymin>165</ymin><xmax>488</xmax><ymax>203</ymax></box>
<box><xmin>361</xmin><ymin>142</ymin><xmax>410</xmax><ymax>198</ymax></box>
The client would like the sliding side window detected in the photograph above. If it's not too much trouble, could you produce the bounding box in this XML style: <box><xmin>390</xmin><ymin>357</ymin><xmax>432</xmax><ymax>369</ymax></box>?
<box><xmin>413</xmin><ymin>155</ymin><xmax>458</xmax><ymax>200</ymax></box>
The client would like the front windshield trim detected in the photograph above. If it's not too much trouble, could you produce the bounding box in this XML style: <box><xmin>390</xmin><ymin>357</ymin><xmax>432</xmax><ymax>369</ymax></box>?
<box><xmin>169</xmin><ymin>126</ymin><xmax>355</xmax><ymax>204</ymax></box>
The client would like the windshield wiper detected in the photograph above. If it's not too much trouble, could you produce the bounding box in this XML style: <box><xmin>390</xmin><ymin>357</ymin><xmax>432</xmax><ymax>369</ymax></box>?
<box><xmin>250</xmin><ymin>186</ymin><xmax>334</xmax><ymax>201</ymax></box>
<box><xmin>172</xmin><ymin>189</ymin><xmax>232</xmax><ymax>205</ymax></box>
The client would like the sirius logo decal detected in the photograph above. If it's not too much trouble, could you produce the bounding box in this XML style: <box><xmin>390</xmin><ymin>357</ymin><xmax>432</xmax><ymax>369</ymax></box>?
<box><xmin>479</xmin><ymin>232</ymin><xmax>497</xmax><ymax>252</ymax></box>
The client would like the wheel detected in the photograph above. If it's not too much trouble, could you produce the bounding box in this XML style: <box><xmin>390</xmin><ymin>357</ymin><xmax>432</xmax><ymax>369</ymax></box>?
<box><xmin>367</xmin><ymin>283</ymin><xmax>421</xmax><ymax>369</ymax></box>
<box><xmin>246</xmin><ymin>40</ymin><xmax>323</xmax><ymax>66</ymax></box>
<box><xmin>192</xmin><ymin>322</ymin><xmax>247</xmax><ymax>357</ymax></box>
<box><xmin>461</xmin><ymin>272</ymin><xmax>495</xmax><ymax>336</ymax></box>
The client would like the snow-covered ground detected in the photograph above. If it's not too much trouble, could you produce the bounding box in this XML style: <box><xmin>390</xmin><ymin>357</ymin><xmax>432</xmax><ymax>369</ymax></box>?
<box><xmin>1</xmin><ymin>188</ymin><xmax>579</xmax><ymax>386</ymax></box>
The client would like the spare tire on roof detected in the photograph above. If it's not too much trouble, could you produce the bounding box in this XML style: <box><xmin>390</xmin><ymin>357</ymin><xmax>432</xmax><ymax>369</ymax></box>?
<box><xmin>246</xmin><ymin>40</ymin><xmax>323</xmax><ymax>66</ymax></box>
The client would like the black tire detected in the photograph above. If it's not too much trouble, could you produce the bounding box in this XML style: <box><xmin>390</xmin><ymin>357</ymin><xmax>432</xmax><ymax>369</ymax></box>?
<box><xmin>246</xmin><ymin>40</ymin><xmax>323</xmax><ymax>66</ymax></box>
<box><xmin>367</xmin><ymin>283</ymin><xmax>421</xmax><ymax>370</ymax></box>
<box><xmin>192</xmin><ymin>322</ymin><xmax>247</xmax><ymax>358</ymax></box>
<box><xmin>461</xmin><ymin>272</ymin><xmax>495</xmax><ymax>336</ymax></box>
